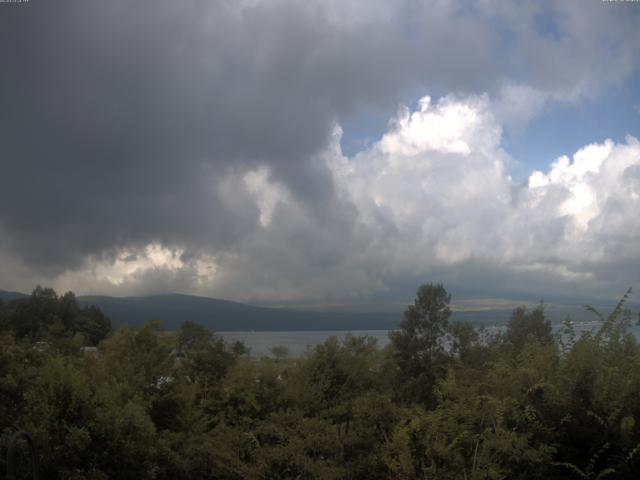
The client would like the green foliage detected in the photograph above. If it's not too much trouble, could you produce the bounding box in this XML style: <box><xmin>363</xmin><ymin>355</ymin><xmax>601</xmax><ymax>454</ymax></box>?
<box><xmin>506</xmin><ymin>303</ymin><xmax>553</xmax><ymax>350</ymax></box>
<box><xmin>177</xmin><ymin>320</ymin><xmax>214</xmax><ymax>352</ymax></box>
<box><xmin>1</xmin><ymin>286</ymin><xmax>640</xmax><ymax>479</ymax></box>
<box><xmin>449</xmin><ymin>320</ymin><xmax>480</xmax><ymax>363</ymax></box>
<box><xmin>389</xmin><ymin>283</ymin><xmax>452</xmax><ymax>405</ymax></box>
<box><xmin>0</xmin><ymin>286</ymin><xmax>111</xmax><ymax>347</ymax></box>
<box><xmin>268</xmin><ymin>345</ymin><xmax>290</xmax><ymax>362</ymax></box>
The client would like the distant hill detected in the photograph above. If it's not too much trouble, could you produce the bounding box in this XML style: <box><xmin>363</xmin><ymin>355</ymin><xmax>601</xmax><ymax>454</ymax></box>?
<box><xmin>76</xmin><ymin>293</ymin><xmax>400</xmax><ymax>331</ymax></box>
<box><xmin>3</xmin><ymin>289</ymin><xmax>635</xmax><ymax>331</ymax></box>
<box><xmin>0</xmin><ymin>290</ymin><xmax>28</xmax><ymax>302</ymax></box>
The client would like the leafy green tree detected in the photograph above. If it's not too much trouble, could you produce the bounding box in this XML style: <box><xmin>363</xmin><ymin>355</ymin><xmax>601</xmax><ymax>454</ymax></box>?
<box><xmin>177</xmin><ymin>320</ymin><xmax>214</xmax><ymax>352</ymax></box>
<box><xmin>0</xmin><ymin>286</ymin><xmax>111</xmax><ymax>346</ymax></box>
<box><xmin>389</xmin><ymin>283</ymin><xmax>452</xmax><ymax>404</ymax></box>
<box><xmin>506</xmin><ymin>303</ymin><xmax>553</xmax><ymax>350</ymax></box>
<box><xmin>288</xmin><ymin>335</ymin><xmax>382</xmax><ymax>415</ymax></box>
<box><xmin>75</xmin><ymin>304</ymin><xmax>111</xmax><ymax>345</ymax></box>
<box><xmin>449</xmin><ymin>320</ymin><xmax>479</xmax><ymax>363</ymax></box>
<box><xmin>99</xmin><ymin>322</ymin><xmax>172</xmax><ymax>396</ymax></box>
<box><xmin>269</xmin><ymin>345</ymin><xmax>290</xmax><ymax>362</ymax></box>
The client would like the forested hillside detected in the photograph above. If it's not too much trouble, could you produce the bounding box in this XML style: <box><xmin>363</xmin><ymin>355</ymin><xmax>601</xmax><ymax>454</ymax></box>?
<box><xmin>1</xmin><ymin>285</ymin><xmax>640</xmax><ymax>479</ymax></box>
<box><xmin>1</xmin><ymin>290</ymin><xmax>401</xmax><ymax>331</ymax></box>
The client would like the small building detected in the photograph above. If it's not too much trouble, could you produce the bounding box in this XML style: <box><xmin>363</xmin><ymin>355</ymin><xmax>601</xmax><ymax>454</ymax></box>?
<box><xmin>80</xmin><ymin>346</ymin><xmax>99</xmax><ymax>357</ymax></box>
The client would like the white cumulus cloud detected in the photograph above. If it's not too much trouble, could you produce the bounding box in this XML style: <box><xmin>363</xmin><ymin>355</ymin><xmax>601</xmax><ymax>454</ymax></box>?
<box><xmin>5</xmin><ymin>93</ymin><xmax>639</xmax><ymax>303</ymax></box>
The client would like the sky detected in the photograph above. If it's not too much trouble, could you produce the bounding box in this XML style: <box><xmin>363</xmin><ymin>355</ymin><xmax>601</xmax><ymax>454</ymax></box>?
<box><xmin>0</xmin><ymin>0</ymin><xmax>639</xmax><ymax>308</ymax></box>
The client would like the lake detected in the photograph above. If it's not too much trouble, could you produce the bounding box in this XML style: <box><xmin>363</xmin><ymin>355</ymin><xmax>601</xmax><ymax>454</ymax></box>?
<box><xmin>220</xmin><ymin>321</ymin><xmax>640</xmax><ymax>357</ymax></box>
<box><xmin>220</xmin><ymin>330</ymin><xmax>392</xmax><ymax>357</ymax></box>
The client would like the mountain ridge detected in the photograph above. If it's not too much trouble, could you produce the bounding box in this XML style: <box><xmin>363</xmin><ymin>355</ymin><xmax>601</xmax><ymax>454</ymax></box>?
<box><xmin>78</xmin><ymin>293</ymin><xmax>401</xmax><ymax>331</ymax></box>
<box><xmin>1</xmin><ymin>290</ymin><xmax>400</xmax><ymax>331</ymax></box>
<box><xmin>3</xmin><ymin>289</ymin><xmax>634</xmax><ymax>331</ymax></box>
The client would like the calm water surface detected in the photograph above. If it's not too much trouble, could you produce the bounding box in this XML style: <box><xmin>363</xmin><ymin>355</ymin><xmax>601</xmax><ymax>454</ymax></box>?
<box><xmin>221</xmin><ymin>321</ymin><xmax>640</xmax><ymax>357</ymax></box>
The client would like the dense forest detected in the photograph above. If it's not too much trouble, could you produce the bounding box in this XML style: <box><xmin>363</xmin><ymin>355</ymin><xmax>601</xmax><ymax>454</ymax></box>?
<box><xmin>1</xmin><ymin>284</ymin><xmax>639</xmax><ymax>479</ymax></box>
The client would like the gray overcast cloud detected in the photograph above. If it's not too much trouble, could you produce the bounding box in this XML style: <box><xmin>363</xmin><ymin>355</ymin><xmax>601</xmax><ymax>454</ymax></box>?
<box><xmin>1</xmin><ymin>0</ymin><xmax>639</xmax><ymax>303</ymax></box>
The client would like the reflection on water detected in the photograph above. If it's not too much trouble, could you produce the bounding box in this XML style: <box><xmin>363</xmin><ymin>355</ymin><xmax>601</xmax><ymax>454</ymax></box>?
<box><xmin>220</xmin><ymin>321</ymin><xmax>640</xmax><ymax>358</ymax></box>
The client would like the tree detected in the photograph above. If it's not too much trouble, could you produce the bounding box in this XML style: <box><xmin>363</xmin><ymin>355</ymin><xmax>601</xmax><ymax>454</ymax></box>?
<box><xmin>75</xmin><ymin>304</ymin><xmax>111</xmax><ymax>345</ymax></box>
<box><xmin>505</xmin><ymin>303</ymin><xmax>552</xmax><ymax>350</ymax></box>
<box><xmin>175</xmin><ymin>322</ymin><xmax>236</xmax><ymax>404</ymax></box>
<box><xmin>177</xmin><ymin>320</ymin><xmax>214</xmax><ymax>352</ymax></box>
<box><xmin>269</xmin><ymin>345</ymin><xmax>290</xmax><ymax>362</ymax></box>
<box><xmin>0</xmin><ymin>287</ymin><xmax>111</xmax><ymax>346</ymax></box>
<box><xmin>389</xmin><ymin>283</ymin><xmax>452</xmax><ymax>404</ymax></box>
<box><xmin>449</xmin><ymin>320</ymin><xmax>479</xmax><ymax>362</ymax></box>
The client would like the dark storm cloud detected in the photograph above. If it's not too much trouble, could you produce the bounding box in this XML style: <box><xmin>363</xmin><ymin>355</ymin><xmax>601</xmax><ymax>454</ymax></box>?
<box><xmin>0</xmin><ymin>0</ymin><xmax>502</xmax><ymax>272</ymax></box>
<box><xmin>1</xmin><ymin>0</ymin><xmax>639</xmax><ymax>302</ymax></box>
